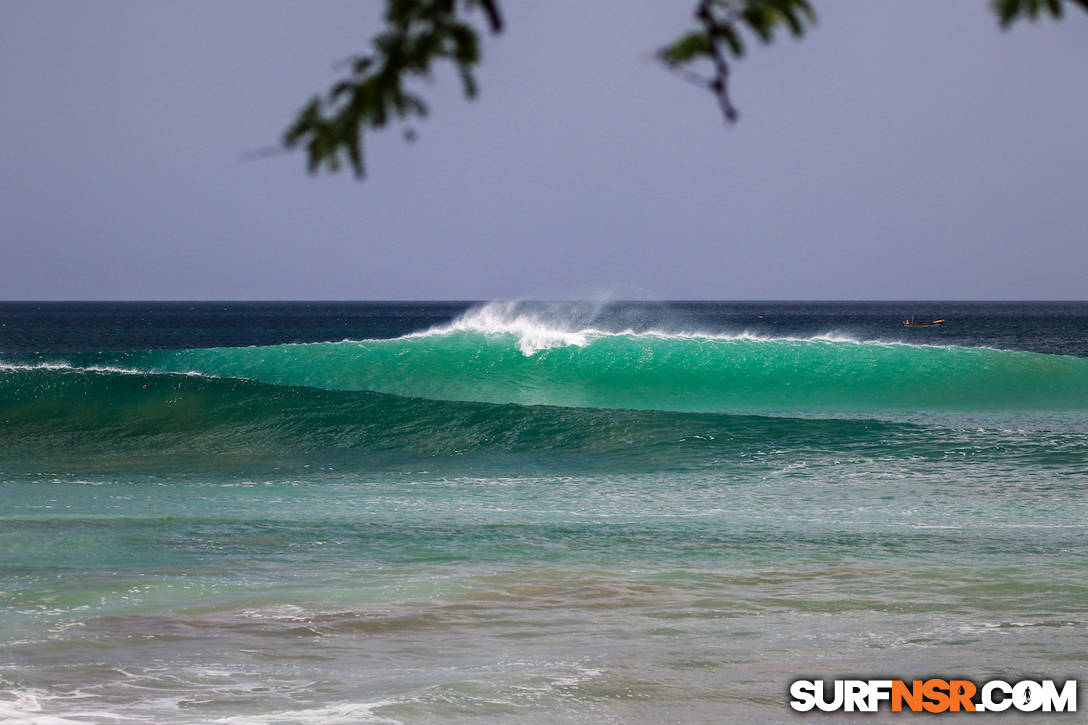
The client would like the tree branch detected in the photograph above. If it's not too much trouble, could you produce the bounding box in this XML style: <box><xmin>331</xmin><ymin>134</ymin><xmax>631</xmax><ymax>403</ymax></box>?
<box><xmin>697</xmin><ymin>0</ymin><xmax>740</xmax><ymax>122</ymax></box>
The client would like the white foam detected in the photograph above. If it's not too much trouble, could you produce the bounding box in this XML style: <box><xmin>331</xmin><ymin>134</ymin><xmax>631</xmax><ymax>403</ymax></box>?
<box><xmin>0</xmin><ymin>361</ymin><xmax>140</xmax><ymax>374</ymax></box>
<box><xmin>0</xmin><ymin>688</ymin><xmax>134</xmax><ymax>725</ymax></box>
<box><xmin>0</xmin><ymin>361</ymin><xmax>215</xmax><ymax>378</ymax></box>
<box><xmin>238</xmin><ymin>604</ymin><xmax>310</xmax><ymax>621</ymax></box>
<box><xmin>410</xmin><ymin>301</ymin><xmax>596</xmax><ymax>355</ymax></box>
<box><xmin>399</xmin><ymin>301</ymin><xmax>968</xmax><ymax>356</ymax></box>
<box><xmin>214</xmin><ymin>699</ymin><xmax>402</xmax><ymax>724</ymax></box>
<box><xmin>0</xmin><ymin>687</ymin><xmax>401</xmax><ymax>725</ymax></box>
<box><xmin>0</xmin><ymin>360</ymin><xmax>247</xmax><ymax>387</ymax></box>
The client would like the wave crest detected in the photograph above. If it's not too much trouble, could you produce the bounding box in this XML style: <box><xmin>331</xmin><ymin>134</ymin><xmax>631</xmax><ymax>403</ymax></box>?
<box><xmin>409</xmin><ymin>301</ymin><xmax>869</xmax><ymax>356</ymax></box>
<box><xmin>413</xmin><ymin>301</ymin><xmax>597</xmax><ymax>355</ymax></box>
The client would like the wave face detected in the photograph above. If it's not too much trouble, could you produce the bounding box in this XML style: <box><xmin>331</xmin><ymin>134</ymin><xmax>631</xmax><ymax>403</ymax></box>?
<box><xmin>2</xmin><ymin>366</ymin><xmax>1086</xmax><ymax>473</ymax></box>
<box><xmin>85</xmin><ymin>302</ymin><xmax>1088</xmax><ymax>417</ymax></box>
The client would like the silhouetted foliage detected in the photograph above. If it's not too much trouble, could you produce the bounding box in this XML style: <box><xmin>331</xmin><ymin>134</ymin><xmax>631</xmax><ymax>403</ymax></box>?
<box><xmin>283</xmin><ymin>0</ymin><xmax>501</xmax><ymax>177</ymax></box>
<box><xmin>993</xmin><ymin>0</ymin><xmax>1088</xmax><ymax>26</ymax></box>
<box><xmin>659</xmin><ymin>0</ymin><xmax>816</xmax><ymax>123</ymax></box>
<box><xmin>284</xmin><ymin>0</ymin><xmax>1086</xmax><ymax>178</ymax></box>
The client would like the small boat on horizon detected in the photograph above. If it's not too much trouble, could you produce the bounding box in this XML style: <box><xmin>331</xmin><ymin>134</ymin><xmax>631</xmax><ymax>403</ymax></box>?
<box><xmin>902</xmin><ymin>317</ymin><xmax>945</xmax><ymax>327</ymax></box>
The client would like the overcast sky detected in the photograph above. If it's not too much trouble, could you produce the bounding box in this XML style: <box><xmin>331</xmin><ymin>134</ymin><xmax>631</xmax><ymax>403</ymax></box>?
<box><xmin>1</xmin><ymin>1</ymin><xmax>1085</xmax><ymax>300</ymax></box>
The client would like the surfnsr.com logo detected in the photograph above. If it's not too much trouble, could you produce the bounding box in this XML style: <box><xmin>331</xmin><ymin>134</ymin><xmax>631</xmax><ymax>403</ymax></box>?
<box><xmin>789</xmin><ymin>679</ymin><xmax>1077</xmax><ymax>713</ymax></box>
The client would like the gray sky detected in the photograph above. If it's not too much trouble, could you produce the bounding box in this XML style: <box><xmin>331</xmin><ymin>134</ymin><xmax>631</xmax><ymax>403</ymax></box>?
<box><xmin>0</xmin><ymin>1</ymin><xmax>1085</xmax><ymax>300</ymax></box>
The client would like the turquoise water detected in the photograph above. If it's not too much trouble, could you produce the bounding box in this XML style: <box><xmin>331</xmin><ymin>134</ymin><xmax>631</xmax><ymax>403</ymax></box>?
<box><xmin>1</xmin><ymin>302</ymin><xmax>1086</xmax><ymax>723</ymax></box>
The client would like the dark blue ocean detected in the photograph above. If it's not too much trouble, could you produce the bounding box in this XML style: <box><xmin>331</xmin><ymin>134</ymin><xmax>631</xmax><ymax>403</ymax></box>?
<box><xmin>1</xmin><ymin>301</ymin><xmax>1086</xmax><ymax>723</ymax></box>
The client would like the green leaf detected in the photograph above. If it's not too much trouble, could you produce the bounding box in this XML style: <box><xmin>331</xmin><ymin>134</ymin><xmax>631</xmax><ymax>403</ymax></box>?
<box><xmin>660</xmin><ymin>31</ymin><xmax>714</xmax><ymax>66</ymax></box>
<box><xmin>720</xmin><ymin>25</ymin><xmax>745</xmax><ymax>57</ymax></box>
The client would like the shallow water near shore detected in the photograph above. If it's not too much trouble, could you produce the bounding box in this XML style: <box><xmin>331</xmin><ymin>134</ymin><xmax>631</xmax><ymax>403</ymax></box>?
<box><xmin>1</xmin><ymin>301</ymin><xmax>1086</xmax><ymax>723</ymax></box>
